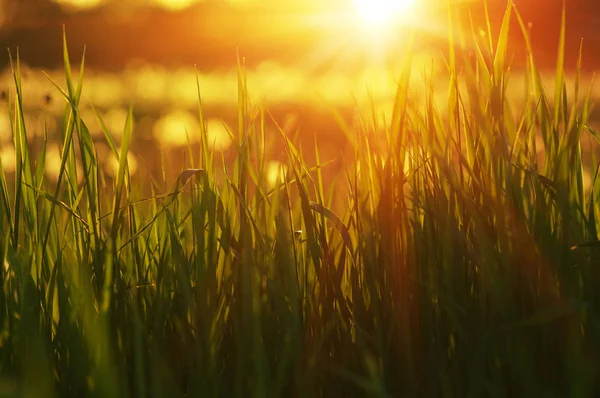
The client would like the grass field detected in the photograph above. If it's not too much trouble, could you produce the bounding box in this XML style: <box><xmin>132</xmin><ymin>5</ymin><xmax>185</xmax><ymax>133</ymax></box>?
<box><xmin>2</xmin><ymin>2</ymin><xmax>600</xmax><ymax>397</ymax></box>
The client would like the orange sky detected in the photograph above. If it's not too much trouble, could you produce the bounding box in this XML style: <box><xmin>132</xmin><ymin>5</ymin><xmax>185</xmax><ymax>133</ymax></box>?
<box><xmin>0</xmin><ymin>0</ymin><xmax>597</xmax><ymax>72</ymax></box>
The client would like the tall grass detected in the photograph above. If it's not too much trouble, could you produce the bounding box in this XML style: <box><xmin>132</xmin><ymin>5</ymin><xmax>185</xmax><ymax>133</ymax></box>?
<box><xmin>1</xmin><ymin>2</ymin><xmax>600</xmax><ymax>396</ymax></box>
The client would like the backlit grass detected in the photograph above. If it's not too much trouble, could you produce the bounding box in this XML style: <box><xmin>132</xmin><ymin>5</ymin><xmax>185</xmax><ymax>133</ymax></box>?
<box><xmin>1</xmin><ymin>2</ymin><xmax>600</xmax><ymax>397</ymax></box>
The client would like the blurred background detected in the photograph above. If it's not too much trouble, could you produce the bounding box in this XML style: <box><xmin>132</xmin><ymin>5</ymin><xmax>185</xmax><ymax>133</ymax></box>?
<box><xmin>0</xmin><ymin>0</ymin><xmax>599</xmax><ymax>182</ymax></box>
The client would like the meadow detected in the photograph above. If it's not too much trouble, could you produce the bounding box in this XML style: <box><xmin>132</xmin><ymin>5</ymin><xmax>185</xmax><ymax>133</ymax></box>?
<box><xmin>1</xmin><ymin>1</ymin><xmax>600</xmax><ymax>397</ymax></box>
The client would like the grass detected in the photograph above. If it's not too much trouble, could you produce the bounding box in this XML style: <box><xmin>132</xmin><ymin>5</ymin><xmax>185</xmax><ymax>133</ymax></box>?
<box><xmin>2</xmin><ymin>1</ymin><xmax>600</xmax><ymax>397</ymax></box>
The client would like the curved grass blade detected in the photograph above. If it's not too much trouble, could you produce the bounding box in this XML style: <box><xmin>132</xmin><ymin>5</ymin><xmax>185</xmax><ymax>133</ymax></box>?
<box><xmin>309</xmin><ymin>202</ymin><xmax>354</xmax><ymax>255</ymax></box>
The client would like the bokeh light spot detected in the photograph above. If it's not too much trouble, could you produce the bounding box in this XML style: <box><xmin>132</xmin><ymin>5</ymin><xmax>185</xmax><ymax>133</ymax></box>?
<box><xmin>205</xmin><ymin>119</ymin><xmax>233</xmax><ymax>151</ymax></box>
<box><xmin>0</xmin><ymin>146</ymin><xmax>15</xmax><ymax>174</ymax></box>
<box><xmin>153</xmin><ymin>110</ymin><xmax>200</xmax><ymax>147</ymax></box>
<box><xmin>107</xmin><ymin>152</ymin><xmax>139</xmax><ymax>177</ymax></box>
<box><xmin>266</xmin><ymin>161</ymin><xmax>287</xmax><ymax>187</ymax></box>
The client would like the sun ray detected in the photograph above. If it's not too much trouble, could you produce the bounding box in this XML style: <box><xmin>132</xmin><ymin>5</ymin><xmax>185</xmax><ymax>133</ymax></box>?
<box><xmin>256</xmin><ymin>0</ymin><xmax>468</xmax><ymax>101</ymax></box>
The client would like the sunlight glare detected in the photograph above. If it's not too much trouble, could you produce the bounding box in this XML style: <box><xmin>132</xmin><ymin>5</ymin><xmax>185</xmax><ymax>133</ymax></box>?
<box><xmin>353</xmin><ymin>0</ymin><xmax>416</xmax><ymax>28</ymax></box>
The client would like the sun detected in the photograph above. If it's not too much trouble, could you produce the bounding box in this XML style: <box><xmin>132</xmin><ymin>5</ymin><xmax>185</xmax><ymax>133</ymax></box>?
<box><xmin>353</xmin><ymin>0</ymin><xmax>417</xmax><ymax>28</ymax></box>
<box><xmin>292</xmin><ymin>0</ymin><xmax>428</xmax><ymax>76</ymax></box>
